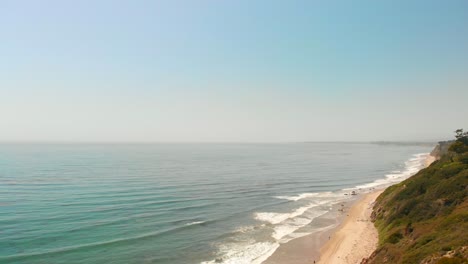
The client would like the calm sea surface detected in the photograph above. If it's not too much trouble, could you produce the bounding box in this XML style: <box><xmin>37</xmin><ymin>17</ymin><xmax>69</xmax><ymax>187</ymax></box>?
<box><xmin>0</xmin><ymin>143</ymin><xmax>433</xmax><ymax>264</ymax></box>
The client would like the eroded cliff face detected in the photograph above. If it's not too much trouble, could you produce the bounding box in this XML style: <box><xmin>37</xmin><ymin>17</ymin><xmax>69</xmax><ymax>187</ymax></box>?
<box><xmin>363</xmin><ymin>141</ymin><xmax>468</xmax><ymax>264</ymax></box>
<box><xmin>430</xmin><ymin>140</ymin><xmax>454</xmax><ymax>159</ymax></box>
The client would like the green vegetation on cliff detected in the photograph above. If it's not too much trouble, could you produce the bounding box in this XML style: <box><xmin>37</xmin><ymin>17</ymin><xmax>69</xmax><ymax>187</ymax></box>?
<box><xmin>365</xmin><ymin>131</ymin><xmax>468</xmax><ymax>264</ymax></box>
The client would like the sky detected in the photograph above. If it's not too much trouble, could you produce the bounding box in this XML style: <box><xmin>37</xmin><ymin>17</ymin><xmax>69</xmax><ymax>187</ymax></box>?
<box><xmin>1</xmin><ymin>0</ymin><xmax>468</xmax><ymax>142</ymax></box>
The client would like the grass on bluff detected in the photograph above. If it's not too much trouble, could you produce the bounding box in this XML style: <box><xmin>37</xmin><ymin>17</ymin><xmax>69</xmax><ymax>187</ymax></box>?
<box><xmin>367</xmin><ymin>131</ymin><xmax>468</xmax><ymax>264</ymax></box>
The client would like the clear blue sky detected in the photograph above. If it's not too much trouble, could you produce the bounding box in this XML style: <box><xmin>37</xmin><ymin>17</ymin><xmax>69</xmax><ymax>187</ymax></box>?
<box><xmin>1</xmin><ymin>0</ymin><xmax>467</xmax><ymax>142</ymax></box>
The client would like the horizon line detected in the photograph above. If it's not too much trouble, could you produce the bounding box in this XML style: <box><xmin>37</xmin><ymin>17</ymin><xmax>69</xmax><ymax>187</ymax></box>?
<box><xmin>0</xmin><ymin>140</ymin><xmax>441</xmax><ymax>145</ymax></box>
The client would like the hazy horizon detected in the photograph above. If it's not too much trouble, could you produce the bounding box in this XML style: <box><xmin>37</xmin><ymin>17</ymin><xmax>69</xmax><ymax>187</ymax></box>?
<box><xmin>1</xmin><ymin>1</ymin><xmax>468</xmax><ymax>143</ymax></box>
<box><xmin>0</xmin><ymin>140</ymin><xmax>441</xmax><ymax>145</ymax></box>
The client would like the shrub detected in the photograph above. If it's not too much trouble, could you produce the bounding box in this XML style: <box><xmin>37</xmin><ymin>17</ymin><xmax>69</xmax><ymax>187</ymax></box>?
<box><xmin>441</xmin><ymin>246</ymin><xmax>452</xmax><ymax>251</ymax></box>
<box><xmin>387</xmin><ymin>232</ymin><xmax>403</xmax><ymax>244</ymax></box>
<box><xmin>457</xmin><ymin>153</ymin><xmax>468</xmax><ymax>164</ymax></box>
<box><xmin>436</xmin><ymin>257</ymin><xmax>466</xmax><ymax>264</ymax></box>
<box><xmin>367</xmin><ymin>132</ymin><xmax>468</xmax><ymax>264</ymax></box>
<box><xmin>449</xmin><ymin>141</ymin><xmax>468</xmax><ymax>154</ymax></box>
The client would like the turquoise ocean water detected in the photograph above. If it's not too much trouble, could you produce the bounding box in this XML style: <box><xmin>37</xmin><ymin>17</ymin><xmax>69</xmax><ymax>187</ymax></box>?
<box><xmin>0</xmin><ymin>143</ymin><xmax>432</xmax><ymax>264</ymax></box>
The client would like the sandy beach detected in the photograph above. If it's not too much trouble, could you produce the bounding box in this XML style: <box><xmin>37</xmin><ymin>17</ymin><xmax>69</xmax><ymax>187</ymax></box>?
<box><xmin>317</xmin><ymin>190</ymin><xmax>383</xmax><ymax>264</ymax></box>
<box><xmin>264</xmin><ymin>190</ymin><xmax>384</xmax><ymax>264</ymax></box>
<box><xmin>317</xmin><ymin>154</ymin><xmax>436</xmax><ymax>264</ymax></box>
<box><xmin>264</xmin><ymin>153</ymin><xmax>436</xmax><ymax>264</ymax></box>
<box><xmin>316</xmin><ymin>153</ymin><xmax>436</xmax><ymax>264</ymax></box>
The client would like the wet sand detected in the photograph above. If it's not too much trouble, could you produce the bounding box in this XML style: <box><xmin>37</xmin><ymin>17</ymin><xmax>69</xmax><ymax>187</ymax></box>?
<box><xmin>317</xmin><ymin>154</ymin><xmax>436</xmax><ymax>263</ymax></box>
<box><xmin>317</xmin><ymin>190</ymin><xmax>383</xmax><ymax>264</ymax></box>
<box><xmin>263</xmin><ymin>153</ymin><xmax>436</xmax><ymax>264</ymax></box>
<box><xmin>264</xmin><ymin>190</ymin><xmax>381</xmax><ymax>264</ymax></box>
<box><xmin>262</xmin><ymin>208</ymin><xmax>345</xmax><ymax>264</ymax></box>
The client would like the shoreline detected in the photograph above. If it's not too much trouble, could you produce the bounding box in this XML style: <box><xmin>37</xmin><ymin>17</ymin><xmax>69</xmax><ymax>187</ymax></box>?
<box><xmin>263</xmin><ymin>153</ymin><xmax>436</xmax><ymax>264</ymax></box>
<box><xmin>263</xmin><ymin>190</ymin><xmax>382</xmax><ymax>264</ymax></box>
<box><xmin>317</xmin><ymin>153</ymin><xmax>436</xmax><ymax>264</ymax></box>
<box><xmin>263</xmin><ymin>199</ymin><xmax>350</xmax><ymax>264</ymax></box>
<box><xmin>317</xmin><ymin>189</ymin><xmax>384</xmax><ymax>264</ymax></box>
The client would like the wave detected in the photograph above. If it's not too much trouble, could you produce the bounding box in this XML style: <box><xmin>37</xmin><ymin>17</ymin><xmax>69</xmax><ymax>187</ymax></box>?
<box><xmin>200</xmin><ymin>152</ymin><xmax>430</xmax><ymax>264</ymax></box>
<box><xmin>1</xmin><ymin>229</ymin><xmax>177</xmax><ymax>261</ymax></box>
<box><xmin>271</xmin><ymin>210</ymin><xmax>328</xmax><ymax>241</ymax></box>
<box><xmin>185</xmin><ymin>221</ymin><xmax>206</xmax><ymax>226</ymax></box>
<box><xmin>2</xmin><ymin>219</ymin><xmax>214</xmax><ymax>262</ymax></box>
<box><xmin>274</xmin><ymin>192</ymin><xmax>319</xmax><ymax>201</ymax></box>
<box><xmin>201</xmin><ymin>190</ymin><xmax>351</xmax><ymax>263</ymax></box>
<box><xmin>355</xmin><ymin>153</ymin><xmax>429</xmax><ymax>189</ymax></box>
<box><xmin>201</xmin><ymin>241</ymin><xmax>279</xmax><ymax>264</ymax></box>
<box><xmin>202</xmin><ymin>203</ymin><xmax>332</xmax><ymax>264</ymax></box>
<box><xmin>274</xmin><ymin>191</ymin><xmax>338</xmax><ymax>201</ymax></box>
<box><xmin>254</xmin><ymin>200</ymin><xmax>329</xmax><ymax>225</ymax></box>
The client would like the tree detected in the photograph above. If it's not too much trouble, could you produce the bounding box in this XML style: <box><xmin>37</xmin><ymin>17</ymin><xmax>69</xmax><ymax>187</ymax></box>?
<box><xmin>449</xmin><ymin>129</ymin><xmax>468</xmax><ymax>153</ymax></box>
<box><xmin>454</xmin><ymin>129</ymin><xmax>468</xmax><ymax>145</ymax></box>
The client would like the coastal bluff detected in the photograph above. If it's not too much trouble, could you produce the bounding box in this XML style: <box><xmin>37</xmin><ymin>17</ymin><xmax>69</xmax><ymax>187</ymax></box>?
<box><xmin>430</xmin><ymin>140</ymin><xmax>455</xmax><ymax>159</ymax></box>
<box><xmin>363</xmin><ymin>140</ymin><xmax>468</xmax><ymax>264</ymax></box>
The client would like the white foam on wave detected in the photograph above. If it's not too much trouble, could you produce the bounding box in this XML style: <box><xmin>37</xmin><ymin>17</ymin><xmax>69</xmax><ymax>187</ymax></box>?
<box><xmin>274</xmin><ymin>191</ymin><xmax>336</xmax><ymax>201</ymax></box>
<box><xmin>234</xmin><ymin>225</ymin><xmax>256</xmax><ymax>234</ymax></box>
<box><xmin>274</xmin><ymin>192</ymin><xmax>318</xmax><ymax>201</ymax></box>
<box><xmin>201</xmin><ymin>204</ymin><xmax>332</xmax><ymax>264</ymax></box>
<box><xmin>356</xmin><ymin>153</ymin><xmax>429</xmax><ymax>189</ymax></box>
<box><xmin>201</xmin><ymin>153</ymin><xmax>430</xmax><ymax>264</ymax></box>
<box><xmin>185</xmin><ymin>221</ymin><xmax>205</xmax><ymax>226</ymax></box>
<box><xmin>271</xmin><ymin>218</ymin><xmax>309</xmax><ymax>240</ymax></box>
<box><xmin>200</xmin><ymin>241</ymin><xmax>279</xmax><ymax>264</ymax></box>
<box><xmin>255</xmin><ymin>195</ymin><xmax>346</xmax><ymax>242</ymax></box>
<box><xmin>271</xmin><ymin>209</ymin><xmax>328</xmax><ymax>242</ymax></box>
<box><xmin>202</xmin><ymin>199</ymin><xmax>340</xmax><ymax>264</ymax></box>
<box><xmin>255</xmin><ymin>200</ymin><xmax>329</xmax><ymax>225</ymax></box>
<box><xmin>255</xmin><ymin>206</ymin><xmax>309</xmax><ymax>225</ymax></box>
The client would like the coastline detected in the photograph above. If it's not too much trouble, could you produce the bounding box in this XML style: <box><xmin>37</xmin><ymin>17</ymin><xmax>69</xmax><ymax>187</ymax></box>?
<box><xmin>317</xmin><ymin>189</ymin><xmax>383</xmax><ymax>264</ymax></box>
<box><xmin>263</xmin><ymin>152</ymin><xmax>436</xmax><ymax>264</ymax></box>
<box><xmin>263</xmin><ymin>200</ymin><xmax>349</xmax><ymax>264</ymax></box>
<box><xmin>263</xmin><ymin>190</ymin><xmax>383</xmax><ymax>264</ymax></box>
<box><xmin>317</xmin><ymin>153</ymin><xmax>436</xmax><ymax>263</ymax></box>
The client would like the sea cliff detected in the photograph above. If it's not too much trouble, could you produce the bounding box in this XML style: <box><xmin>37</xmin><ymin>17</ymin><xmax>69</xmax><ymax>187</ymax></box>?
<box><xmin>363</xmin><ymin>140</ymin><xmax>468</xmax><ymax>264</ymax></box>
<box><xmin>430</xmin><ymin>140</ymin><xmax>455</xmax><ymax>159</ymax></box>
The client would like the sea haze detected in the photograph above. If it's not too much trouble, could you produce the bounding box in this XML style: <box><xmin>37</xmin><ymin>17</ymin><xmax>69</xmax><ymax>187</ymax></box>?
<box><xmin>0</xmin><ymin>142</ymin><xmax>433</xmax><ymax>264</ymax></box>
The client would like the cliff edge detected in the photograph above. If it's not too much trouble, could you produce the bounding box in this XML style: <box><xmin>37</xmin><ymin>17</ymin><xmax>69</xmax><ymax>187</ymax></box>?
<box><xmin>430</xmin><ymin>140</ymin><xmax>455</xmax><ymax>159</ymax></box>
<box><xmin>363</xmin><ymin>140</ymin><xmax>468</xmax><ymax>264</ymax></box>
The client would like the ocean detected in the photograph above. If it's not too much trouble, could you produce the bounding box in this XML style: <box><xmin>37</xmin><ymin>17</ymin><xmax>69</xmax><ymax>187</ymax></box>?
<box><xmin>0</xmin><ymin>142</ymin><xmax>433</xmax><ymax>264</ymax></box>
